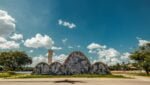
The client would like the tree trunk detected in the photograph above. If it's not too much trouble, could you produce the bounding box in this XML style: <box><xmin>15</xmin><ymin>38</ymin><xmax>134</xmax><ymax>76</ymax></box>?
<box><xmin>145</xmin><ymin>69</ymin><xmax>149</xmax><ymax>75</ymax></box>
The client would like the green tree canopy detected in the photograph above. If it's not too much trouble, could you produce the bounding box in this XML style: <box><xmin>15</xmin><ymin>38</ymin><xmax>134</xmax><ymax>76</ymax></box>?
<box><xmin>0</xmin><ymin>51</ymin><xmax>32</xmax><ymax>71</ymax></box>
<box><xmin>130</xmin><ymin>43</ymin><xmax>150</xmax><ymax>75</ymax></box>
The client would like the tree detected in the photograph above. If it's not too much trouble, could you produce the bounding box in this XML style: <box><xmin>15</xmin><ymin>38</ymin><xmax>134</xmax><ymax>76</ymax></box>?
<box><xmin>122</xmin><ymin>62</ymin><xmax>128</xmax><ymax>71</ymax></box>
<box><xmin>116</xmin><ymin>63</ymin><xmax>121</xmax><ymax>70</ymax></box>
<box><xmin>130</xmin><ymin>43</ymin><xmax>150</xmax><ymax>75</ymax></box>
<box><xmin>0</xmin><ymin>51</ymin><xmax>32</xmax><ymax>71</ymax></box>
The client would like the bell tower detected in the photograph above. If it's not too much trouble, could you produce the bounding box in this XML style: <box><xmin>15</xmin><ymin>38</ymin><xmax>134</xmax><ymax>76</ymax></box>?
<box><xmin>48</xmin><ymin>50</ymin><xmax>53</xmax><ymax>65</ymax></box>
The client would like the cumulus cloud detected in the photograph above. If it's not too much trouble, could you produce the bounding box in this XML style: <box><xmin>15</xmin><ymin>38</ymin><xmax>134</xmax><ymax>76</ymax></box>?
<box><xmin>31</xmin><ymin>55</ymin><xmax>48</xmax><ymax>67</ymax></box>
<box><xmin>97</xmin><ymin>48</ymin><xmax>120</xmax><ymax>58</ymax></box>
<box><xmin>87</xmin><ymin>43</ymin><xmax>130</xmax><ymax>65</ymax></box>
<box><xmin>31</xmin><ymin>53</ymin><xmax>68</xmax><ymax>67</ymax></box>
<box><xmin>0</xmin><ymin>10</ymin><xmax>15</xmax><ymax>37</ymax></box>
<box><xmin>120</xmin><ymin>52</ymin><xmax>131</xmax><ymax>64</ymax></box>
<box><xmin>87</xmin><ymin>43</ymin><xmax>107</xmax><ymax>54</ymax></box>
<box><xmin>10</xmin><ymin>33</ymin><xmax>23</xmax><ymax>40</ymax></box>
<box><xmin>138</xmin><ymin>38</ymin><xmax>150</xmax><ymax>46</ymax></box>
<box><xmin>97</xmin><ymin>48</ymin><xmax>120</xmax><ymax>65</ymax></box>
<box><xmin>110</xmin><ymin>58</ymin><xmax>121</xmax><ymax>65</ymax></box>
<box><xmin>24</xmin><ymin>33</ymin><xmax>54</xmax><ymax>49</ymax></box>
<box><xmin>87</xmin><ymin>43</ymin><xmax>106</xmax><ymax>50</ymax></box>
<box><xmin>0</xmin><ymin>37</ymin><xmax>20</xmax><ymax>49</ymax></box>
<box><xmin>53</xmin><ymin>54</ymin><xmax>68</xmax><ymax>63</ymax></box>
<box><xmin>58</xmin><ymin>19</ymin><xmax>76</xmax><ymax>29</ymax></box>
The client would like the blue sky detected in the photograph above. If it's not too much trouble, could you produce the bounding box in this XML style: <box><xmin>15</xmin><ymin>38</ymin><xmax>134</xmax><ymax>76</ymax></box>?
<box><xmin>0</xmin><ymin>0</ymin><xmax>150</xmax><ymax>66</ymax></box>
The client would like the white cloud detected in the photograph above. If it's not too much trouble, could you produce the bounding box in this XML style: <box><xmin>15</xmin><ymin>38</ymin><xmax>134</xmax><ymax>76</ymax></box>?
<box><xmin>120</xmin><ymin>52</ymin><xmax>131</xmax><ymax>64</ymax></box>
<box><xmin>51</xmin><ymin>46</ymin><xmax>62</xmax><ymax>50</ymax></box>
<box><xmin>62</xmin><ymin>38</ymin><xmax>68</xmax><ymax>44</ymax></box>
<box><xmin>31</xmin><ymin>55</ymin><xmax>48</xmax><ymax>67</ymax></box>
<box><xmin>97</xmin><ymin>48</ymin><xmax>120</xmax><ymax>58</ymax></box>
<box><xmin>110</xmin><ymin>58</ymin><xmax>121</xmax><ymax>65</ymax></box>
<box><xmin>53</xmin><ymin>54</ymin><xmax>68</xmax><ymax>63</ymax></box>
<box><xmin>31</xmin><ymin>53</ymin><xmax>68</xmax><ymax>67</ymax></box>
<box><xmin>87</xmin><ymin>43</ymin><xmax>130</xmax><ymax>65</ymax></box>
<box><xmin>97</xmin><ymin>48</ymin><xmax>120</xmax><ymax>65</ymax></box>
<box><xmin>87</xmin><ymin>43</ymin><xmax>106</xmax><ymax>50</ymax></box>
<box><xmin>24</xmin><ymin>33</ymin><xmax>54</xmax><ymax>49</ymax></box>
<box><xmin>0</xmin><ymin>37</ymin><xmax>20</xmax><ymax>49</ymax></box>
<box><xmin>58</xmin><ymin>19</ymin><xmax>76</xmax><ymax>29</ymax></box>
<box><xmin>0</xmin><ymin>37</ymin><xmax>6</xmax><ymax>42</ymax></box>
<box><xmin>10</xmin><ymin>33</ymin><xmax>23</xmax><ymax>40</ymax></box>
<box><xmin>138</xmin><ymin>39</ymin><xmax>150</xmax><ymax>46</ymax></box>
<box><xmin>0</xmin><ymin>10</ymin><xmax>15</xmax><ymax>37</ymax></box>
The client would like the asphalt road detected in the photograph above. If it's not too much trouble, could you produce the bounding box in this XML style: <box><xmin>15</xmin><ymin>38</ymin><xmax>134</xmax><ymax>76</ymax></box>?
<box><xmin>0</xmin><ymin>78</ymin><xmax>149</xmax><ymax>85</ymax></box>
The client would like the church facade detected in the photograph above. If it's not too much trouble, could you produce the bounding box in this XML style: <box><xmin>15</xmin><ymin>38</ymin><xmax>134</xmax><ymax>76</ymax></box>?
<box><xmin>33</xmin><ymin>51</ymin><xmax>111</xmax><ymax>75</ymax></box>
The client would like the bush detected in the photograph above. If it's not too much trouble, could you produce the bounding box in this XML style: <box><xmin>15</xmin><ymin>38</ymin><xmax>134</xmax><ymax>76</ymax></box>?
<box><xmin>0</xmin><ymin>66</ymin><xmax>3</xmax><ymax>71</ymax></box>
<box><xmin>7</xmin><ymin>71</ymin><xmax>16</xmax><ymax>75</ymax></box>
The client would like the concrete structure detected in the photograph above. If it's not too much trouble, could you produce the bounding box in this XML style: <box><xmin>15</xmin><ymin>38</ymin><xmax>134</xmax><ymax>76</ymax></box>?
<box><xmin>33</xmin><ymin>51</ymin><xmax>111</xmax><ymax>75</ymax></box>
<box><xmin>49</xmin><ymin>62</ymin><xmax>64</xmax><ymax>75</ymax></box>
<box><xmin>91</xmin><ymin>62</ymin><xmax>111</xmax><ymax>74</ymax></box>
<box><xmin>64</xmin><ymin>51</ymin><xmax>91</xmax><ymax>75</ymax></box>
<box><xmin>33</xmin><ymin>62</ymin><xmax>50</xmax><ymax>74</ymax></box>
<box><xmin>48</xmin><ymin>50</ymin><xmax>53</xmax><ymax>65</ymax></box>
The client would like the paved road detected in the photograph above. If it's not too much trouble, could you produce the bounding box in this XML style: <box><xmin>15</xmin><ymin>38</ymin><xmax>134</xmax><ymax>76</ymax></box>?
<box><xmin>0</xmin><ymin>78</ymin><xmax>150</xmax><ymax>85</ymax></box>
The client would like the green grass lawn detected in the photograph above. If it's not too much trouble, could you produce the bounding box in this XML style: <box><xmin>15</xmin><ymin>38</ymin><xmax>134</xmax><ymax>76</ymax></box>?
<box><xmin>0</xmin><ymin>72</ymin><xmax>11</xmax><ymax>78</ymax></box>
<box><xmin>0</xmin><ymin>72</ymin><xmax>128</xmax><ymax>79</ymax></box>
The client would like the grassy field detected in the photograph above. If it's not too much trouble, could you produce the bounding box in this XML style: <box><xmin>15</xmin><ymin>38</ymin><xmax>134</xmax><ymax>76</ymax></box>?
<box><xmin>112</xmin><ymin>71</ymin><xmax>150</xmax><ymax>77</ymax></box>
<box><xmin>0</xmin><ymin>72</ymin><xmax>127</xmax><ymax>79</ymax></box>
<box><xmin>127</xmin><ymin>73</ymin><xmax>150</xmax><ymax>77</ymax></box>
